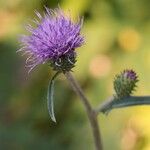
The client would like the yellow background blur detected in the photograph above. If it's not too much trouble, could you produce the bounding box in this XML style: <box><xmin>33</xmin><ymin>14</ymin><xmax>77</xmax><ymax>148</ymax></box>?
<box><xmin>0</xmin><ymin>0</ymin><xmax>149</xmax><ymax>150</ymax></box>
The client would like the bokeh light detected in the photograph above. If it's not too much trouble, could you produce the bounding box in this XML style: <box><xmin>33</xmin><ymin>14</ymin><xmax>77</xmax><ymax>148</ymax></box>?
<box><xmin>89</xmin><ymin>55</ymin><xmax>112</xmax><ymax>78</ymax></box>
<box><xmin>118</xmin><ymin>27</ymin><xmax>141</xmax><ymax>52</ymax></box>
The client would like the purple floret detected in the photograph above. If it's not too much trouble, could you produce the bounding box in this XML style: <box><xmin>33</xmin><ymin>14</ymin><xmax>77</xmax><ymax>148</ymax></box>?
<box><xmin>123</xmin><ymin>69</ymin><xmax>137</xmax><ymax>80</ymax></box>
<box><xmin>19</xmin><ymin>7</ymin><xmax>84</xmax><ymax>72</ymax></box>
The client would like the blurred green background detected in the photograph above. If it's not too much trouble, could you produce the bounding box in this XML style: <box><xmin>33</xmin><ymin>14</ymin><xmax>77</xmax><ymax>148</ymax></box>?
<box><xmin>0</xmin><ymin>0</ymin><xmax>150</xmax><ymax>150</ymax></box>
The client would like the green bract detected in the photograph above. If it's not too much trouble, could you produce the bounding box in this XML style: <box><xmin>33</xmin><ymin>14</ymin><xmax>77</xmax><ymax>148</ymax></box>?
<box><xmin>113</xmin><ymin>69</ymin><xmax>138</xmax><ymax>99</ymax></box>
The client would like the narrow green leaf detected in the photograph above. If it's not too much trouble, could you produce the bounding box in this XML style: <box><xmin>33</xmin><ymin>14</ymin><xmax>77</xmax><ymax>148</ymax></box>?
<box><xmin>47</xmin><ymin>72</ymin><xmax>60</xmax><ymax>123</ymax></box>
<box><xmin>100</xmin><ymin>96</ymin><xmax>150</xmax><ymax>114</ymax></box>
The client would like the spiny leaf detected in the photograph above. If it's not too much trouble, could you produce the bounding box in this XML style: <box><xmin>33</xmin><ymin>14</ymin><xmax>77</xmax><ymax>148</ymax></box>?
<box><xmin>47</xmin><ymin>71</ymin><xmax>60</xmax><ymax>123</ymax></box>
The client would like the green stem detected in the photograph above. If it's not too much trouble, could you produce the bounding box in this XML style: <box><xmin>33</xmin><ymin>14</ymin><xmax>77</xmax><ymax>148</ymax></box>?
<box><xmin>65</xmin><ymin>72</ymin><xmax>103</xmax><ymax>150</ymax></box>
<box><xmin>97</xmin><ymin>96</ymin><xmax>150</xmax><ymax>114</ymax></box>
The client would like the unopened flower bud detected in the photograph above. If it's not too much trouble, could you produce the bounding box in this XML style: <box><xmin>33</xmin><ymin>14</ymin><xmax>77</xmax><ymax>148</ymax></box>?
<box><xmin>114</xmin><ymin>69</ymin><xmax>138</xmax><ymax>99</ymax></box>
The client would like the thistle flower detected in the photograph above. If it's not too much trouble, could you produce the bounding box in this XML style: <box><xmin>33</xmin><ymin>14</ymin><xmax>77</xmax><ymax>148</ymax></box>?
<box><xmin>114</xmin><ymin>69</ymin><xmax>138</xmax><ymax>99</ymax></box>
<box><xmin>19</xmin><ymin>7</ymin><xmax>84</xmax><ymax>72</ymax></box>
<box><xmin>123</xmin><ymin>69</ymin><xmax>137</xmax><ymax>80</ymax></box>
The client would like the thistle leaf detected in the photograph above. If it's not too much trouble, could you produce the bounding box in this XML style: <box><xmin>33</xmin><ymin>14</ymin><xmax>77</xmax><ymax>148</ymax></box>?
<box><xmin>47</xmin><ymin>72</ymin><xmax>60</xmax><ymax>123</ymax></box>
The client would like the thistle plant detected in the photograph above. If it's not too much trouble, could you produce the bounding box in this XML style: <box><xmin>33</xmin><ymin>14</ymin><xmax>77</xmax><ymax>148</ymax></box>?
<box><xmin>18</xmin><ymin>7</ymin><xmax>150</xmax><ymax>150</ymax></box>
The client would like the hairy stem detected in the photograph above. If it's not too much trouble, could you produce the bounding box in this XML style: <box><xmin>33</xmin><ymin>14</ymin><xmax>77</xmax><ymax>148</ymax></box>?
<box><xmin>65</xmin><ymin>72</ymin><xmax>103</xmax><ymax>150</ymax></box>
<box><xmin>96</xmin><ymin>96</ymin><xmax>150</xmax><ymax>114</ymax></box>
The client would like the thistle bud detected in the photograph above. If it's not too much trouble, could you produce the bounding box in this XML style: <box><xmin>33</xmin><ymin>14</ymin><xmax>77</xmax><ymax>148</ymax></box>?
<box><xmin>114</xmin><ymin>69</ymin><xmax>138</xmax><ymax>99</ymax></box>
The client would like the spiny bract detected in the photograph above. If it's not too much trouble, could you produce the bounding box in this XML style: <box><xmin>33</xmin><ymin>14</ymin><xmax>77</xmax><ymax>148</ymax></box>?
<box><xmin>114</xmin><ymin>69</ymin><xmax>138</xmax><ymax>99</ymax></box>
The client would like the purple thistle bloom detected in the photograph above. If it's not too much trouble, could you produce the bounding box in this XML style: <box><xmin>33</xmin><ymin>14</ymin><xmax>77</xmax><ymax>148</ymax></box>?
<box><xmin>123</xmin><ymin>69</ymin><xmax>137</xmax><ymax>81</ymax></box>
<box><xmin>19</xmin><ymin>7</ymin><xmax>84</xmax><ymax>72</ymax></box>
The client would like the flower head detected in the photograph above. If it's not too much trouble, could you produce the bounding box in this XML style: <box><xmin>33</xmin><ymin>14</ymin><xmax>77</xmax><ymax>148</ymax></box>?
<box><xmin>19</xmin><ymin>7</ymin><xmax>84</xmax><ymax>72</ymax></box>
<box><xmin>113</xmin><ymin>69</ymin><xmax>138</xmax><ymax>99</ymax></box>
<box><xmin>123</xmin><ymin>69</ymin><xmax>137</xmax><ymax>80</ymax></box>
